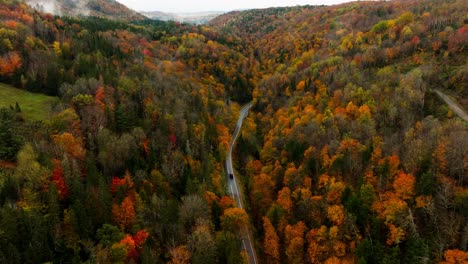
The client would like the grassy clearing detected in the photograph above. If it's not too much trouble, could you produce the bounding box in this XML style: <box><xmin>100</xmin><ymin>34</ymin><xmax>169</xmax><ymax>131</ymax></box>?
<box><xmin>0</xmin><ymin>83</ymin><xmax>56</xmax><ymax>120</ymax></box>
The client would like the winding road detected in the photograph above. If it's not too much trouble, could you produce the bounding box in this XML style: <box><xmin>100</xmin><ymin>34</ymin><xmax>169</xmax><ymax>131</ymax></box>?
<box><xmin>226</xmin><ymin>102</ymin><xmax>258</xmax><ymax>264</ymax></box>
<box><xmin>434</xmin><ymin>89</ymin><xmax>468</xmax><ymax>122</ymax></box>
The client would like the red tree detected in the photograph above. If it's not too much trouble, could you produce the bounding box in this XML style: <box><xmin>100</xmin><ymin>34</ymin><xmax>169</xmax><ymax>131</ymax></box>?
<box><xmin>51</xmin><ymin>159</ymin><xmax>68</xmax><ymax>200</ymax></box>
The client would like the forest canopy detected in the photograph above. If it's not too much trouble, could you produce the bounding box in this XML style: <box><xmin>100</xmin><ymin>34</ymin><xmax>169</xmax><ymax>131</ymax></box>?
<box><xmin>0</xmin><ymin>0</ymin><xmax>467</xmax><ymax>263</ymax></box>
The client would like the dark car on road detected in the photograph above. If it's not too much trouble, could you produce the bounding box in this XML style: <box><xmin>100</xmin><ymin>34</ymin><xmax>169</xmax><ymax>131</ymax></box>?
<box><xmin>229</xmin><ymin>173</ymin><xmax>234</xmax><ymax>179</ymax></box>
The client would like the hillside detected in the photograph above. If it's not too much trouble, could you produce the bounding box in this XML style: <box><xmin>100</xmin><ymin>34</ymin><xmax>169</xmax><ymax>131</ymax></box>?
<box><xmin>0</xmin><ymin>0</ymin><xmax>467</xmax><ymax>263</ymax></box>
<box><xmin>0</xmin><ymin>1</ymin><xmax>256</xmax><ymax>263</ymax></box>
<box><xmin>211</xmin><ymin>1</ymin><xmax>468</xmax><ymax>263</ymax></box>
<box><xmin>26</xmin><ymin>0</ymin><xmax>146</xmax><ymax>21</ymax></box>
<box><xmin>0</xmin><ymin>83</ymin><xmax>55</xmax><ymax>120</ymax></box>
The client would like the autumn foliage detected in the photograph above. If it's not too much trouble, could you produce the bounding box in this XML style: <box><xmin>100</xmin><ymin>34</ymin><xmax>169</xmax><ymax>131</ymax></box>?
<box><xmin>440</xmin><ymin>249</ymin><xmax>468</xmax><ymax>264</ymax></box>
<box><xmin>112</xmin><ymin>196</ymin><xmax>136</xmax><ymax>230</ymax></box>
<box><xmin>0</xmin><ymin>52</ymin><xmax>21</xmax><ymax>76</ymax></box>
<box><xmin>0</xmin><ymin>0</ymin><xmax>466</xmax><ymax>263</ymax></box>
<box><xmin>50</xmin><ymin>159</ymin><xmax>68</xmax><ymax>200</ymax></box>
<box><xmin>117</xmin><ymin>230</ymin><xmax>149</xmax><ymax>262</ymax></box>
<box><xmin>211</xmin><ymin>0</ymin><xmax>467</xmax><ymax>263</ymax></box>
<box><xmin>263</xmin><ymin>217</ymin><xmax>280</xmax><ymax>263</ymax></box>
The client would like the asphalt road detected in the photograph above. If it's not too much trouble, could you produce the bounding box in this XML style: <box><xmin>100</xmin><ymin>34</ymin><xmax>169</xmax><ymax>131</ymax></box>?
<box><xmin>434</xmin><ymin>89</ymin><xmax>468</xmax><ymax>122</ymax></box>
<box><xmin>226</xmin><ymin>103</ymin><xmax>258</xmax><ymax>264</ymax></box>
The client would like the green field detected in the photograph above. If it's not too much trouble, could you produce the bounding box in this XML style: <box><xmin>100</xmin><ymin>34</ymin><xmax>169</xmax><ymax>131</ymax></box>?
<box><xmin>0</xmin><ymin>83</ymin><xmax>56</xmax><ymax>120</ymax></box>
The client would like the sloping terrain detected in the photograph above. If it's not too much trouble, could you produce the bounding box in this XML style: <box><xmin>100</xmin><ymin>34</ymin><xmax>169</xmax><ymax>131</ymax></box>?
<box><xmin>0</xmin><ymin>83</ymin><xmax>55</xmax><ymax>120</ymax></box>
<box><xmin>26</xmin><ymin>0</ymin><xmax>146</xmax><ymax>21</ymax></box>
<box><xmin>212</xmin><ymin>1</ymin><xmax>467</xmax><ymax>263</ymax></box>
<box><xmin>0</xmin><ymin>1</ymin><xmax>256</xmax><ymax>263</ymax></box>
<box><xmin>0</xmin><ymin>0</ymin><xmax>466</xmax><ymax>263</ymax></box>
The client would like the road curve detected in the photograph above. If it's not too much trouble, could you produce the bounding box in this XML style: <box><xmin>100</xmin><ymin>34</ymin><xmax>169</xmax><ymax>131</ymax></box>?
<box><xmin>434</xmin><ymin>89</ymin><xmax>468</xmax><ymax>122</ymax></box>
<box><xmin>226</xmin><ymin>102</ymin><xmax>258</xmax><ymax>264</ymax></box>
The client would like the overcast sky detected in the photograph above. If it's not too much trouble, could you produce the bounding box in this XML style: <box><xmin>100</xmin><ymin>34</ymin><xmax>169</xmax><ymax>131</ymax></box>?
<box><xmin>116</xmin><ymin>0</ymin><xmax>353</xmax><ymax>13</ymax></box>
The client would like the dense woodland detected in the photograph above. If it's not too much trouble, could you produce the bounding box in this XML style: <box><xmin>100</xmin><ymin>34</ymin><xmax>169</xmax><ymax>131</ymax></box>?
<box><xmin>0</xmin><ymin>0</ymin><xmax>467</xmax><ymax>263</ymax></box>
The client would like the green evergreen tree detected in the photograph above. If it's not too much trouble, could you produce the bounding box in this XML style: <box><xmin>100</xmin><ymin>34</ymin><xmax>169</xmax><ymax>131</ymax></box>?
<box><xmin>215</xmin><ymin>231</ymin><xmax>242</xmax><ymax>264</ymax></box>
<box><xmin>0</xmin><ymin>108</ymin><xmax>22</xmax><ymax>161</ymax></box>
<box><xmin>14</xmin><ymin>102</ymin><xmax>21</xmax><ymax>113</ymax></box>
<box><xmin>96</xmin><ymin>224</ymin><xmax>124</xmax><ymax>247</ymax></box>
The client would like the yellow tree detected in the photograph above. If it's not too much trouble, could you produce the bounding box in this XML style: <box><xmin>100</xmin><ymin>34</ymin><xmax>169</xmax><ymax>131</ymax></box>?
<box><xmin>440</xmin><ymin>249</ymin><xmax>468</xmax><ymax>264</ymax></box>
<box><xmin>327</xmin><ymin>181</ymin><xmax>345</xmax><ymax>204</ymax></box>
<box><xmin>168</xmin><ymin>245</ymin><xmax>191</xmax><ymax>264</ymax></box>
<box><xmin>216</xmin><ymin>124</ymin><xmax>230</xmax><ymax>159</ymax></box>
<box><xmin>221</xmin><ymin>207</ymin><xmax>249</xmax><ymax>233</ymax></box>
<box><xmin>277</xmin><ymin>187</ymin><xmax>293</xmax><ymax>214</ymax></box>
<box><xmin>285</xmin><ymin>221</ymin><xmax>307</xmax><ymax>264</ymax></box>
<box><xmin>112</xmin><ymin>196</ymin><xmax>136</xmax><ymax>230</ymax></box>
<box><xmin>327</xmin><ymin>205</ymin><xmax>345</xmax><ymax>226</ymax></box>
<box><xmin>53</xmin><ymin>132</ymin><xmax>86</xmax><ymax>161</ymax></box>
<box><xmin>393</xmin><ymin>171</ymin><xmax>415</xmax><ymax>200</ymax></box>
<box><xmin>251</xmin><ymin>173</ymin><xmax>275</xmax><ymax>215</ymax></box>
<box><xmin>263</xmin><ymin>217</ymin><xmax>280</xmax><ymax>264</ymax></box>
<box><xmin>307</xmin><ymin>226</ymin><xmax>328</xmax><ymax>264</ymax></box>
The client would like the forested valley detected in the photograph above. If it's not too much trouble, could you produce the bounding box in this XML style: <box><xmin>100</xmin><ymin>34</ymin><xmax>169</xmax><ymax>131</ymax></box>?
<box><xmin>0</xmin><ymin>0</ymin><xmax>466</xmax><ymax>263</ymax></box>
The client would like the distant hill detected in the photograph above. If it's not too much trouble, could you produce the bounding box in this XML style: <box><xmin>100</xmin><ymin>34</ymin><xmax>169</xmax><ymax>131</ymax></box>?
<box><xmin>26</xmin><ymin>0</ymin><xmax>146</xmax><ymax>21</ymax></box>
<box><xmin>141</xmin><ymin>10</ymin><xmax>224</xmax><ymax>24</ymax></box>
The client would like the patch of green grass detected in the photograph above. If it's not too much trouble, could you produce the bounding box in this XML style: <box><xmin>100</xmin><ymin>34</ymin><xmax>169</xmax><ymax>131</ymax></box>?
<box><xmin>0</xmin><ymin>83</ymin><xmax>56</xmax><ymax>120</ymax></box>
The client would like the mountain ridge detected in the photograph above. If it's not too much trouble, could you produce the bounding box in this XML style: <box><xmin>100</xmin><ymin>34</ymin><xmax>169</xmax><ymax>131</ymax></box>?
<box><xmin>26</xmin><ymin>0</ymin><xmax>146</xmax><ymax>21</ymax></box>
